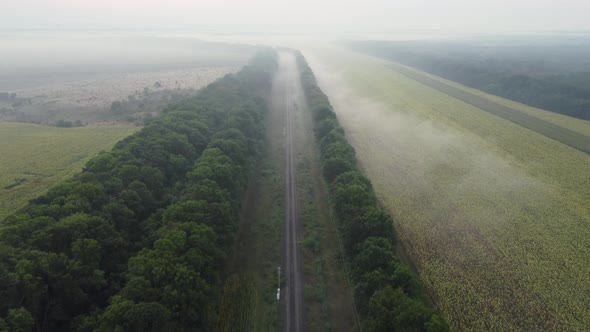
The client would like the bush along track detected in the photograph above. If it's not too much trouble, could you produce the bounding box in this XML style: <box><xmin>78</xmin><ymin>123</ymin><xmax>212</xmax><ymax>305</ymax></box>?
<box><xmin>295</xmin><ymin>51</ymin><xmax>448</xmax><ymax>332</ymax></box>
<box><xmin>0</xmin><ymin>49</ymin><xmax>278</xmax><ymax>331</ymax></box>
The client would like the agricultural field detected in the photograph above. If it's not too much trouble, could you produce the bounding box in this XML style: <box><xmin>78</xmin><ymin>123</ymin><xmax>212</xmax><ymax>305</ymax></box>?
<box><xmin>351</xmin><ymin>39</ymin><xmax>590</xmax><ymax>120</ymax></box>
<box><xmin>388</xmin><ymin>62</ymin><xmax>590</xmax><ymax>138</ymax></box>
<box><xmin>303</xmin><ymin>46</ymin><xmax>590</xmax><ymax>330</ymax></box>
<box><xmin>0</xmin><ymin>66</ymin><xmax>239</xmax><ymax>125</ymax></box>
<box><xmin>0</xmin><ymin>122</ymin><xmax>137</xmax><ymax>220</ymax></box>
<box><xmin>385</xmin><ymin>62</ymin><xmax>590</xmax><ymax>154</ymax></box>
<box><xmin>0</xmin><ymin>33</ymin><xmax>254</xmax><ymax>125</ymax></box>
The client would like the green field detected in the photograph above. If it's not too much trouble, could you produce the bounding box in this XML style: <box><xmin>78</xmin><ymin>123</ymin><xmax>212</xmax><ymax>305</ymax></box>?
<box><xmin>0</xmin><ymin>122</ymin><xmax>138</xmax><ymax>220</ymax></box>
<box><xmin>387</xmin><ymin>62</ymin><xmax>590</xmax><ymax>154</ymax></box>
<box><xmin>304</xmin><ymin>46</ymin><xmax>590</xmax><ymax>330</ymax></box>
<box><xmin>393</xmin><ymin>62</ymin><xmax>590</xmax><ymax>138</ymax></box>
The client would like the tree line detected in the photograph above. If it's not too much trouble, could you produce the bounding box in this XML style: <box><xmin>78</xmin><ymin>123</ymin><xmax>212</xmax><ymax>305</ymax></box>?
<box><xmin>0</xmin><ymin>49</ymin><xmax>277</xmax><ymax>331</ymax></box>
<box><xmin>351</xmin><ymin>41</ymin><xmax>590</xmax><ymax>120</ymax></box>
<box><xmin>295</xmin><ymin>51</ymin><xmax>449</xmax><ymax>332</ymax></box>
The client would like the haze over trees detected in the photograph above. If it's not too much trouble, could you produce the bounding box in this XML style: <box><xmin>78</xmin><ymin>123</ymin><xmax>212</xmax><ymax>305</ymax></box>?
<box><xmin>351</xmin><ymin>38</ymin><xmax>590</xmax><ymax>120</ymax></box>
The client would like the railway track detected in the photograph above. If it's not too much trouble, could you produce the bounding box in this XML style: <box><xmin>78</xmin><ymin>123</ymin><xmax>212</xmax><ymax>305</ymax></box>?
<box><xmin>280</xmin><ymin>51</ymin><xmax>304</xmax><ymax>332</ymax></box>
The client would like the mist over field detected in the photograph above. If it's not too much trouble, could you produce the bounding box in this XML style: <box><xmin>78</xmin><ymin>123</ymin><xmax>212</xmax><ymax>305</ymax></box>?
<box><xmin>303</xmin><ymin>47</ymin><xmax>590</xmax><ymax>329</ymax></box>
<box><xmin>2</xmin><ymin>0</ymin><xmax>590</xmax><ymax>331</ymax></box>
<box><xmin>303</xmin><ymin>49</ymin><xmax>549</xmax><ymax>237</ymax></box>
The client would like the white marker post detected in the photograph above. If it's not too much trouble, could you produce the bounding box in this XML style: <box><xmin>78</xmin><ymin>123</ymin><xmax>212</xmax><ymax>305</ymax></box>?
<box><xmin>277</xmin><ymin>266</ymin><xmax>281</xmax><ymax>300</ymax></box>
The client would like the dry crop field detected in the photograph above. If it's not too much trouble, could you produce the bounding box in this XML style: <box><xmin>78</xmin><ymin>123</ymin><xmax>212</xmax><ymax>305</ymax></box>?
<box><xmin>304</xmin><ymin>46</ymin><xmax>590</xmax><ymax>331</ymax></box>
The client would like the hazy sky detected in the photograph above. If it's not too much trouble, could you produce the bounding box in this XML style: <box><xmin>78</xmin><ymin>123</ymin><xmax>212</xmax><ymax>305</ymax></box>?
<box><xmin>3</xmin><ymin>0</ymin><xmax>590</xmax><ymax>33</ymax></box>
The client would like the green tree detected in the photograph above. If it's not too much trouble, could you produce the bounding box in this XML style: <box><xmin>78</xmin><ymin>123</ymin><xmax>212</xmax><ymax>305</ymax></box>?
<box><xmin>98</xmin><ymin>296</ymin><xmax>171</xmax><ymax>332</ymax></box>
<box><xmin>5</xmin><ymin>308</ymin><xmax>33</xmax><ymax>332</ymax></box>
<box><xmin>345</xmin><ymin>207</ymin><xmax>395</xmax><ymax>252</ymax></box>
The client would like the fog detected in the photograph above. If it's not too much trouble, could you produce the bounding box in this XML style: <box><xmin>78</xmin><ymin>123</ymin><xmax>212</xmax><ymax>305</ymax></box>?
<box><xmin>301</xmin><ymin>47</ymin><xmax>590</xmax><ymax>328</ymax></box>
<box><xmin>2</xmin><ymin>34</ymin><xmax>232</xmax><ymax>68</ymax></box>
<box><xmin>4</xmin><ymin>0</ymin><xmax>590</xmax><ymax>90</ymax></box>
<box><xmin>3</xmin><ymin>0</ymin><xmax>590</xmax><ymax>34</ymax></box>
<box><xmin>302</xmin><ymin>48</ymin><xmax>548</xmax><ymax>222</ymax></box>
<box><xmin>0</xmin><ymin>33</ymin><xmax>253</xmax><ymax>89</ymax></box>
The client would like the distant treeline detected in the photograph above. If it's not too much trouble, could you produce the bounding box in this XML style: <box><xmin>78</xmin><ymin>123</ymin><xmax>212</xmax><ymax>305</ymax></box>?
<box><xmin>0</xmin><ymin>49</ymin><xmax>277</xmax><ymax>331</ymax></box>
<box><xmin>296</xmin><ymin>52</ymin><xmax>448</xmax><ymax>331</ymax></box>
<box><xmin>351</xmin><ymin>41</ymin><xmax>590</xmax><ymax>120</ymax></box>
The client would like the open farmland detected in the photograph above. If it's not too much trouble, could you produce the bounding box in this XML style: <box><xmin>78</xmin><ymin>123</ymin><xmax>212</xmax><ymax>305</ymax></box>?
<box><xmin>385</xmin><ymin>61</ymin><xmax>590</xmax><ymax>138</ymax></box>
<box><xmin>0</xmin><ymin>122</ymin><xmax>137</xmax><ymax>219</ymax></box>
<box><xmin>386</xmin><ymin>62</ymin><xmax>590</xmax><ymax>154</ymax></box>
<box><xmin>0</xmin><ymin>33</ymin><xmax>253</xmax><ymax>125</ymax></box>
<box><xmin>0</xmin><ymin>66</ymin><xmax>239</xmax><ymax>125</ymax></box>
<box><xmin>350</xmin><ymin>39</ymin><xmax>590</xmax><ymax>120</ymax></box>
<box><xmin>303</xmin><ymin>46</ymin><xmax>590</xmax><ymax>330</ymax></box>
